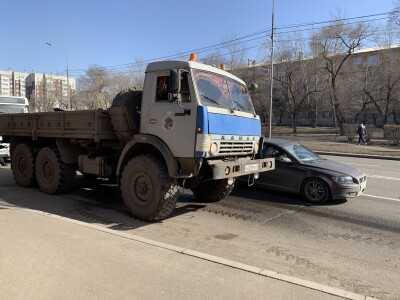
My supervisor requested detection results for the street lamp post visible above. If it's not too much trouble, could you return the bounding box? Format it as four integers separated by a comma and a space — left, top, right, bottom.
46, 42, 71, 110
268, 0, 275, 139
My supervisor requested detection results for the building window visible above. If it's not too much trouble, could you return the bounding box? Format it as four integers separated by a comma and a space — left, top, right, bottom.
354, 57, 361, 65
323, 99, 331, 105
322, 111, 332, 118
367, 54, 380, 66
386, 52, 395, 61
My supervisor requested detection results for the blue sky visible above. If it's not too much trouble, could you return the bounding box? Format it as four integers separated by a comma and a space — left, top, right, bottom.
1, 0, 396, 78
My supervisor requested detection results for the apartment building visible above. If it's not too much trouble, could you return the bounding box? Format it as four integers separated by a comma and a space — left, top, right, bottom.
246, 45, 400, 127
0, 70, 75, 111
0, 70, 28, 97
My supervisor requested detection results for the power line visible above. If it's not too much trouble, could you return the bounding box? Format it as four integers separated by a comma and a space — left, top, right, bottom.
66, 10, 398, 77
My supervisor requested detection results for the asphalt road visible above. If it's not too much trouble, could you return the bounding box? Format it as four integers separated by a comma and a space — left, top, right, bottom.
0, 155, 399, 299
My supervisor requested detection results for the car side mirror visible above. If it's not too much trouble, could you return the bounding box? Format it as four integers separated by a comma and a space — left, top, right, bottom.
280, 156, 292, 164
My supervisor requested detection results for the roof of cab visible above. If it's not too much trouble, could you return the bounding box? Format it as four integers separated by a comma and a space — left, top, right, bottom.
146, 60, 246, 85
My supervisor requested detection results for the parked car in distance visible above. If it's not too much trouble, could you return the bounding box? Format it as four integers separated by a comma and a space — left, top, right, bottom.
240, 139, 367, 203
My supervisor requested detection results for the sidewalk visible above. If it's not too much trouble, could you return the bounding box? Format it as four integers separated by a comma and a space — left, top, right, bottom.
274, 134, 400, 160
0, 204, 368, 300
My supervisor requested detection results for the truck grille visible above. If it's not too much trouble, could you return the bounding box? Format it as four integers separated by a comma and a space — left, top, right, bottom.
219, 141, 253, 155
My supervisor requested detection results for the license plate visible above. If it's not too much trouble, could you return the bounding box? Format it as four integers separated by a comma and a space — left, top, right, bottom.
245, 164, 259, 172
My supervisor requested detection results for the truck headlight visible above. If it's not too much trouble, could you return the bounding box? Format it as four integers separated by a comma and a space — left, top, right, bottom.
254, 142, 259, 153
332, 176, 353, 184
210, 142, 218, 155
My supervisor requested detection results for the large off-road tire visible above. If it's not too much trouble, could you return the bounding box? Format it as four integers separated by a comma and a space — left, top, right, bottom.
11, 143, 36, 187
120, 154, 179, 221
111, 90, 142, 133
35, 147, 75, 194
192, 179, 235, 203
301, 178, 330, 204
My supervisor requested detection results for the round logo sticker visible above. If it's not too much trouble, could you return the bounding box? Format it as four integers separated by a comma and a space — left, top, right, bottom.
162, 114, 175, 132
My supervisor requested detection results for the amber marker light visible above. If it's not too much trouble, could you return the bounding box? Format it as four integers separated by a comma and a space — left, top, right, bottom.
219, 64, 225, 70
196, 127, 202, 133
189, 53, 197, 61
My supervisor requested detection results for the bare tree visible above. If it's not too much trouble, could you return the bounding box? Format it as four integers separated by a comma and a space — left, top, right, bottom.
76, 66, 111, 109
390, 0, 400, 26
273, 34, 318, 133
311, 16, 370, 134
222, 34, 247, 73
359, 48, 400, 126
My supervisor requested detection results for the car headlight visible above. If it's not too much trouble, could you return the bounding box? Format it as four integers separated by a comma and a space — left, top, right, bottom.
332, 176, 353, 184
210, 142, 218, 155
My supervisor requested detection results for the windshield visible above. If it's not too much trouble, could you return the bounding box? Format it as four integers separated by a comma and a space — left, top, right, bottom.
0, 104, 29, 113
193, 70, 255, 114
282, 144, 321, 163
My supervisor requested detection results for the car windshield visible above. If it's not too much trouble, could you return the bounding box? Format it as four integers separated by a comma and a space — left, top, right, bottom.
193, 69, 255, 114
282, 144, 321, 163
0, 104, 28, 113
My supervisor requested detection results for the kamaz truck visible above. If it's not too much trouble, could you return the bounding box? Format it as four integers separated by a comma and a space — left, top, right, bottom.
0, 55, 275, 221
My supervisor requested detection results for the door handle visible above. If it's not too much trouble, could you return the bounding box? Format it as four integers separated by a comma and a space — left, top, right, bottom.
149, 119, 157, 124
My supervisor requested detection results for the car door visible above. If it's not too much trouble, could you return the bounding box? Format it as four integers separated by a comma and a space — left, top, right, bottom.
258, 144, 305, 192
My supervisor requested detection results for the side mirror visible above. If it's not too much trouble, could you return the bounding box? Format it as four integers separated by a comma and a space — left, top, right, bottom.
280, 156, 292, 164
169, 69, 180, 93
249, 83, 258, 91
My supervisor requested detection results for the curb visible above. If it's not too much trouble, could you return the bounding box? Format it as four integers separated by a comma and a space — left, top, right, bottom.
315, 151, 400, 161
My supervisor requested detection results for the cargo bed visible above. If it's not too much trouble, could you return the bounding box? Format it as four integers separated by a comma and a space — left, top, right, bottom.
0, 110, 118, 142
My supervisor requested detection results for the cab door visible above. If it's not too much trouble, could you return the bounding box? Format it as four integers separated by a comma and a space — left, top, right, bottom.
142, 71, 197, 158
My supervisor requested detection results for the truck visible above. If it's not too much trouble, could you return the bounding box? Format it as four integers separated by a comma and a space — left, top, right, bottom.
0, 55, 275, 221
0, 96, 30, 160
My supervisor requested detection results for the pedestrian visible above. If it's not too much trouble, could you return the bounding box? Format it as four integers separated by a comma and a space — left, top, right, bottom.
356, 123, 367, 145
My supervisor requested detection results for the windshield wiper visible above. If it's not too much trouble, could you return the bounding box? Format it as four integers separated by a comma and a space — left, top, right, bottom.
231, 99, 246, 111
201, 94, 220, 106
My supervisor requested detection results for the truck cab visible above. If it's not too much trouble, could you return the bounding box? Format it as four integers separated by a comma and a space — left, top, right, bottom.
136, 57, 272, 184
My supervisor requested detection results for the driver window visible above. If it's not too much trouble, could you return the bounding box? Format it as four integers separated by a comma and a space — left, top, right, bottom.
156, 76, 170, 101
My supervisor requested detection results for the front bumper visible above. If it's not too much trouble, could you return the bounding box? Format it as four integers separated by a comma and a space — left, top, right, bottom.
331, 180, 367, 199
207, 158, 275, 180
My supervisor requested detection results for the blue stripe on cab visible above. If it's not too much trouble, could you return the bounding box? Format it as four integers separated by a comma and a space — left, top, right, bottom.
208, 113, 261, 135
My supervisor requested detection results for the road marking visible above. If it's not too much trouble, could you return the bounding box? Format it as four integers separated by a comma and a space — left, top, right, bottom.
0, 202, 371, 300
367, 174, 400, 181
363, 194, 400, 202
346, 162, 382, 168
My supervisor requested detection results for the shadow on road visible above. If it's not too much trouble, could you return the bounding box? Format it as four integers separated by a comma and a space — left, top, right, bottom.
232, 183, 347, 207
0, 168, 206, 231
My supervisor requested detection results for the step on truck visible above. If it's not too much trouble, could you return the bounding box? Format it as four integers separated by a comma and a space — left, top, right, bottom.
0, 55, 275, 221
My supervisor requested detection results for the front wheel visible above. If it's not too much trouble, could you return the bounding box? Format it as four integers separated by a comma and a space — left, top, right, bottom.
192, 179, 235, 203
301, 178, 330, 204
120, 154, 179, 221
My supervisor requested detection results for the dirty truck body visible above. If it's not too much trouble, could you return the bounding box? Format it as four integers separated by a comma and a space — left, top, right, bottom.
0, 59, 274, 221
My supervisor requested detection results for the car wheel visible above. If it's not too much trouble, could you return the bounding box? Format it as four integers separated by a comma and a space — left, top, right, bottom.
301, 178, 330, 204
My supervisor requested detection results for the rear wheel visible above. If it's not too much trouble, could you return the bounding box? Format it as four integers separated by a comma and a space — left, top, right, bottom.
11, 143, 36, 187
192, 179, 235, 203
35, 147, 75, 194
301, 178, 330, 204
120, 154, 179, 221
